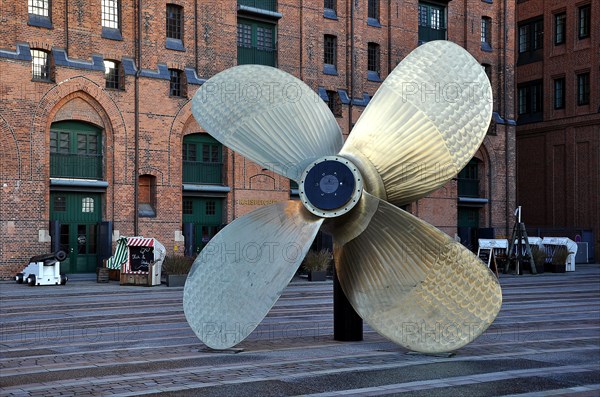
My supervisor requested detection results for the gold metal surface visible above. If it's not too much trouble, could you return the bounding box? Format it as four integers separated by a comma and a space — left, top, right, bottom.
334, 193, 502, 353
183, 201, 323, 350
191, 65, 344, 182
340, 40, 493, 206
184, 41, 501, 353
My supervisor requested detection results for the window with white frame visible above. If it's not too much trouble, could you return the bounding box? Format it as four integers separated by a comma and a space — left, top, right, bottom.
101, 0, 119, 29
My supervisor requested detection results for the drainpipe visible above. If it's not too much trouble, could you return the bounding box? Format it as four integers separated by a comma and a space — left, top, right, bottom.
387, 0, 391, 74
134, 0, 142, 235
194, 0, 198, 71
299, 0, 303, 80
463, 0, 468, 49
64, 0, 69, 53
348, 0, 355, 136
503, 0, 510, 237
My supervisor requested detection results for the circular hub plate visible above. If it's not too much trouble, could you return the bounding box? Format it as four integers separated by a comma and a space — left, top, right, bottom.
299, 156, 363, 218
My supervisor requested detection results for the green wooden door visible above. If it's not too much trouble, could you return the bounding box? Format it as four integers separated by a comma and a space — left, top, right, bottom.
182, 198, 223, 254
50, 192, 102, 273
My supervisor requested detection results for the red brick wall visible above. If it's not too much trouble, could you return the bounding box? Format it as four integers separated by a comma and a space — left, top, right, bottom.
516, 0, 600, 256
0, 0, 516, 278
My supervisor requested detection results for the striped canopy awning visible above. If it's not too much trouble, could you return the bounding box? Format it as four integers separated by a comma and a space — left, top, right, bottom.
126, 237, 155, 247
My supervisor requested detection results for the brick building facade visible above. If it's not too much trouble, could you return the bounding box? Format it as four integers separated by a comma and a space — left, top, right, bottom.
515, 0, 599, 261
0, 0, 515, 278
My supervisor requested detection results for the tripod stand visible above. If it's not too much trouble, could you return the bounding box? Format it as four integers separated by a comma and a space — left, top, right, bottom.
506, 207, 536, 275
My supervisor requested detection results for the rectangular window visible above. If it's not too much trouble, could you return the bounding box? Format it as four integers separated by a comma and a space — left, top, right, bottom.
104, 60, 120, 89
169, 69, 185, 97
206, 201, 216, 216
517, 80, 543, 121
50, 131, 69, 154
481, 17, 492, 49
531, 82, 542, 113
368, 0, 379, 20
554, 77, 565, 109
183, 200, 193, 215
31, 49, 50, 81
554, 13, 566, 45
166, 4, 183, 40
101, 0, 119, 29
82, 197, 95, 213
324, 0, 336, 13
75, 132, 98, 155
200, 144, 221, 163
183, 143, 197, 162
256, 26, 273, 50
211, 145, 219, 162
237, 23, 252, 48
53, 195, 66, 212
518, 86, 529, 115
29, 0, 50, 16
577, 73, 590, 105
518, 25, 528, 53
367, 42, 380, 79
532, 19, 543, 50
518, 17, 544, 65
324, 35, 337, 67
518, 18, 543, 53
418, 2, 446, 43
578, 5, 591, 39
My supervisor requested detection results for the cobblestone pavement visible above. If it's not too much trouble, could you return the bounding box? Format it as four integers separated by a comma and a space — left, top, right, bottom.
1, 265, 599, 396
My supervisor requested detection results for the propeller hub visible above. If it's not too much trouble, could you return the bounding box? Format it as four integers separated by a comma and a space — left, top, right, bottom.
299, 156, 363, 218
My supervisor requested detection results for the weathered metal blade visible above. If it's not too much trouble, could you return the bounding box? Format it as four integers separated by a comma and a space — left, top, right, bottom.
340, 40, 493, 205
183, 201, 324, 350
333, 192, 502, 353
191, 65, 344, 181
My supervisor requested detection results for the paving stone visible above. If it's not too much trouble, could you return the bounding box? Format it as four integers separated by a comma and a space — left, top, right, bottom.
1, 267, 599, 396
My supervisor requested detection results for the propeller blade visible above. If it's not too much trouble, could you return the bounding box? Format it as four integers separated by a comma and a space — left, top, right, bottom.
333, 192, 502, 353
183, 201, 323, 350
340, 40, 493, 206
191, 65, 344, 181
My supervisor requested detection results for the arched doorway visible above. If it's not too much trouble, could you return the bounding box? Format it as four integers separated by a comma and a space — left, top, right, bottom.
49, 120, 104, 273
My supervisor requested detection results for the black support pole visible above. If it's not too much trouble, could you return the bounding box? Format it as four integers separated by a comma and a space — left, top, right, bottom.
333, 267, 363, 341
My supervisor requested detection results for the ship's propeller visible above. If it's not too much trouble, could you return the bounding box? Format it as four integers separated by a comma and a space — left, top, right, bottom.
185, 40, 501, 352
